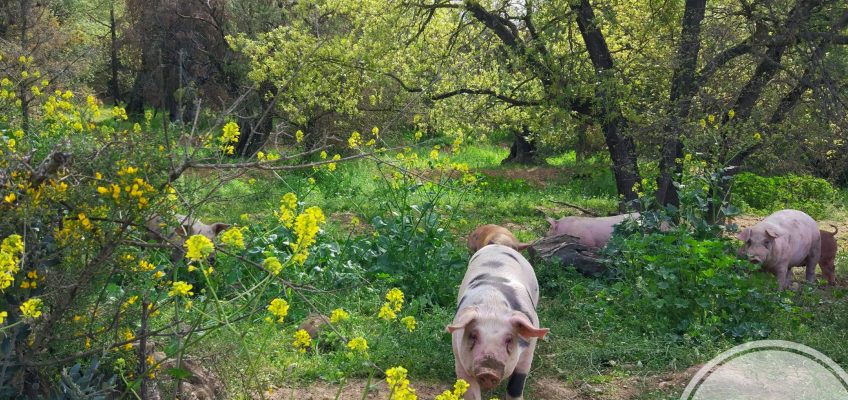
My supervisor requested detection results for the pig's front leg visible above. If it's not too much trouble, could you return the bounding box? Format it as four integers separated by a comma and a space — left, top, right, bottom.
505, 341, 536, 400
456, 361, 482, 400
775, 263, 791, 290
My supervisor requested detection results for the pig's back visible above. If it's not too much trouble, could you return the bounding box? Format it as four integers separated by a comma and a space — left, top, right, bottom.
764, 209, 819, 264
462, 245, 539, 304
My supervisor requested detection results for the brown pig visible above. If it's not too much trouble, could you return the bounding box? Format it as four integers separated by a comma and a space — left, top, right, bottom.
544, 213, 639, 248
737, 209, 821, 290
467, 225, 531, 255
448, 244, 549, 400
819, 226, 838, 285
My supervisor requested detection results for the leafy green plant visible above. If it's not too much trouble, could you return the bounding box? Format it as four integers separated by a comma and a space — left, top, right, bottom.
600, 230, 782, 339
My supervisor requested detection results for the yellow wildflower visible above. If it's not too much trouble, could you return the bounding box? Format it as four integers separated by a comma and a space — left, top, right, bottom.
277, 192, 298, 227
434, 379, 470, 400
267, 298, 289, 323
386, 366, 417, 400
184, 235, 214, 261
292, 329, 312, 353
123, 329, 134, 350
263, 256, 283, 275
0, 311, 7, 324
728, 109, 735, 119
401, 316, 417, 332
4, 193, 15, 203
168, 281, 194, 297
295, 130, 304, 143
347, 337, 368, 353
386, 288, 404, 312
20, 298, 43, 319
348, 131, 361, 148
329, 308, 350, 323
220, 122, 240, 145
753, 132, 762, 141
378, 303, 397, 321
220, 227, 245, 250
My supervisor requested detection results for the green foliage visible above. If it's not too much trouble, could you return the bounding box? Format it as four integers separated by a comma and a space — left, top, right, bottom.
733, 172, 839, 219
599, 229, 783, 340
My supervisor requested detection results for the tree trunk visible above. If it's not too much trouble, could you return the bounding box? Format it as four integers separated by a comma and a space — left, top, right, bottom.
501, 126, 537, 165
656, 0, 707, 209
109, 1, 121, 103
572, 0, 641, 209
234, 82, 276, 158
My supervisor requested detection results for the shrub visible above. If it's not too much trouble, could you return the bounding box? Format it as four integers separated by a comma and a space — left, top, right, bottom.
733, 172, 838, 219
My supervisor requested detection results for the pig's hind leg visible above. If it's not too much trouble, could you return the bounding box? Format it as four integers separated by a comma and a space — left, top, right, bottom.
805, 235, 822, 283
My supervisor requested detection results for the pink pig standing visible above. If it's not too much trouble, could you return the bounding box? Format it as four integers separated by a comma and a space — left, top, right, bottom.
737, 209, 821, 290
545, 213, 639, 248
448, 244, 549, 400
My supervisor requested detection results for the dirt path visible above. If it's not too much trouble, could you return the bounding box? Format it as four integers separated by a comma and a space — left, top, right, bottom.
265, 366, 700, 400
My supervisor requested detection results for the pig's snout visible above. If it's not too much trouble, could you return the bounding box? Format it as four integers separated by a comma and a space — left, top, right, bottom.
748, 257, 762, 264
474, 357, 505, 390
476, 371, 501, 390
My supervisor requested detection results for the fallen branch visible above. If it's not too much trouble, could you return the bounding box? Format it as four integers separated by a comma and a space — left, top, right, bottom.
548, 199, 600, 217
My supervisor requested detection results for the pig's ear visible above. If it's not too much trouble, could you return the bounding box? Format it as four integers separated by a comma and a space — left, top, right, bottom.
737, 228, 751, 241
509, 314, 549, 339
765, 226, 783, 239
446, 307, 477, 333
211, 223, 231, 236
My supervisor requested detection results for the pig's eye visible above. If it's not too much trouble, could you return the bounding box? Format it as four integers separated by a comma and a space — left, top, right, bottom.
505, 336, 513, 346
746, 239, 752, 245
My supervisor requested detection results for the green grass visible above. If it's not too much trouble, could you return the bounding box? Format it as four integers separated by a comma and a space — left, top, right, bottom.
176, 142, 848, 398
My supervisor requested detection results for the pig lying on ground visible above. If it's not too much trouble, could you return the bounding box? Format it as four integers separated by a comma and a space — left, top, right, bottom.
467, 225, 531, 254
449, 244, 549, 400
820, 226, 838, 285
545, 213, 639, 248
737, 209, 821, 290
145, 214, 230, 260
